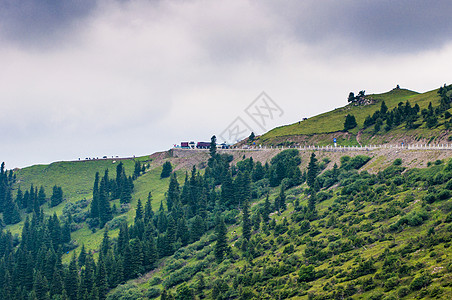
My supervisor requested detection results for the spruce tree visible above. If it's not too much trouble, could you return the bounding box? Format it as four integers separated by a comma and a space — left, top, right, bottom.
133, 160, 142, 179
78, 244, 87, 267
116, 223, 130, 256
221, 170, 234, 208
65, 253, 79, 300
100, 229, 110, 258
189, 215, 205, 242
210, 135, 217, 158
144, 194, 154, 224
135, 199, 143, 223
50, 185, 63, 207
214, 216, 228, 263
166, 173, 180, 212
98, 174, 112, 227
33, 271, 49, 300
166, 216, 177, 254
241, 199, 251, 248
380, 100, 388, 116
278, 185, 286, 212
130, 238, 144, 278
344, 114, 357, 131
38, 186, 46, 205
176, 217, 189, 246
95, 258, 108, 300
16, 187, 24, 209
3, 189, 20, 225
91, 172, 100, 219
262, 194, 271, 224
307, 153, 319, 189
160, 161, 173, 179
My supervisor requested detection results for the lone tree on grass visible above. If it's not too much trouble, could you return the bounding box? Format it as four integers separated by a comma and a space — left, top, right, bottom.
344, 114, 357, 131
160, 161, 173, 178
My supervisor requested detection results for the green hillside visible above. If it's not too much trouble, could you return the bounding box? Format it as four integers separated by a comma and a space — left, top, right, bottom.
105, 150, 452, 300
6, 156, 174, 258
258, 87, 449, 146
1, 85, 452, 300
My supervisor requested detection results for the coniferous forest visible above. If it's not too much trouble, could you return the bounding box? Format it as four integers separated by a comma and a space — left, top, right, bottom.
2, 137, 452, 299
2, 87, 452, 299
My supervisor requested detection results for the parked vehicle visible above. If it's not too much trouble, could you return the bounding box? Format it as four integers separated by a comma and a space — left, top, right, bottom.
196, 142, 210, 149
179, 141, 230, 149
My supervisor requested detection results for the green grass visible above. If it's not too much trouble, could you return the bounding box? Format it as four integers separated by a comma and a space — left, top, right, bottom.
260, 88, 442, 145
6, 155, 175, 255
120, 158, 452, 299
14, 159, 139, 202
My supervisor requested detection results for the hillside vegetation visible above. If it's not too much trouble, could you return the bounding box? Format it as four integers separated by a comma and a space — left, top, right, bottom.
101, 150, 452, 300
258, 86, 451, 147
1, 85, 452, 300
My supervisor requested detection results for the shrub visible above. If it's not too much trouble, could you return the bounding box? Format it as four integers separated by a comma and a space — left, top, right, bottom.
446, 179, 452, 190
340, 155, 371, 170
107, 284, 143, 300
105, 216, 127, 230
148, 276, 162, 286
424, 193, 436, 204
410, 273, 431, 291
146, 287, 161, 299
398, 286, 410, 297
438, 189, 451, 200
298, 265, 316, 282
393, 158, 402, 166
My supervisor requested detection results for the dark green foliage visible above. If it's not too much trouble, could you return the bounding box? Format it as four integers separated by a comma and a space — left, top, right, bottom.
344, 114, 357, 131
275, 185, 286, 212
307, 153, 319, 189
3, 189, 20, 225
135, 198, 143, 223
133, 160, 142, 179
268, 149, 301, 187
3, 135, 452, 300
214, 217, 229, 263
340, 155, 371, 171
99, 171, 112, 227
298, 265, 316, 282
166, 173, 180, 212
241, 200, 252, 248
161, 161, 173, 179
90, 172, 100, 219
50, 185, 64, 207
262, 194, 271, 224
409, 273, 431, 291
348, 92, 355, 103
210, 135, 217, 158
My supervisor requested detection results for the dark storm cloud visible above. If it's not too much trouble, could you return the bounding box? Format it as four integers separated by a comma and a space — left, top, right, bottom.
0, 0, 97, 46
273, 0, 452, 54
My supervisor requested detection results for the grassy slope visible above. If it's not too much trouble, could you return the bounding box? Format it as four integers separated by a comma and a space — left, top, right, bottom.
260, 88, 442, 144
7, 156, 175, 261
124, 158, 452, 300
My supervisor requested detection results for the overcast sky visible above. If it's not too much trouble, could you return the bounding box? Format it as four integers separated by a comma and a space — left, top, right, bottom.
1, 0, 452, 168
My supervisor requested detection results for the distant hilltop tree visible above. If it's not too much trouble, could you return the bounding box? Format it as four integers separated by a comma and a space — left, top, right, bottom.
348, 90, 373, 106
348, 92, 355, 103
249, 132, 255, 141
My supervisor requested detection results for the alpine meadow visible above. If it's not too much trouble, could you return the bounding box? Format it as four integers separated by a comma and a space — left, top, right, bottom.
1, 85, 452, 299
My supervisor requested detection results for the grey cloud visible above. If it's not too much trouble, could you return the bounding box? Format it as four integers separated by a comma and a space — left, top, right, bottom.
0, 0, 97, 46
268, 0, 452, 54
